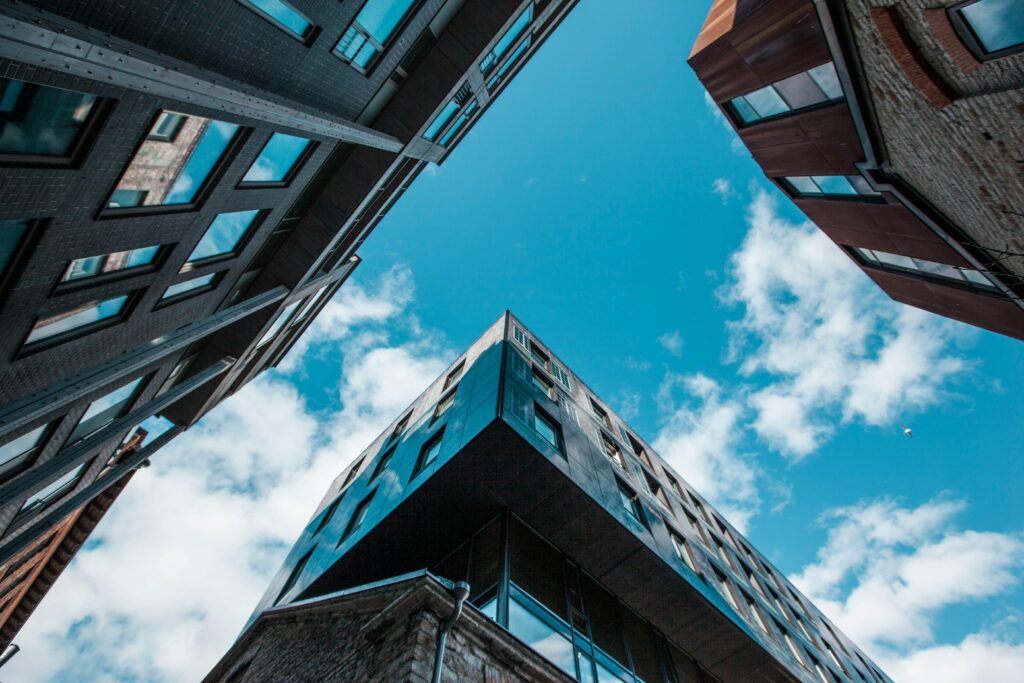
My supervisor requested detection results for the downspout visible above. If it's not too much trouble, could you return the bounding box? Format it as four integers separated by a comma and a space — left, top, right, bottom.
0, 644, 20, 669
431, 581, 470, 683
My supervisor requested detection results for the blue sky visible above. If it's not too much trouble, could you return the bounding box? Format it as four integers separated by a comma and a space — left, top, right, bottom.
7, 2, 1024, 681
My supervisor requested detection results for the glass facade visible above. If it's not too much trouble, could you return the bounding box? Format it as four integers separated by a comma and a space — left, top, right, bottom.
186, 210, 262, 264
853, 247, 1000, 293
782, 175, 879, 199
333, 0, 417, 71
0, 79, 99, 161
62, 245, 162, 282
25, 294, 131, 346
728, 63, 843, 125
238, 0, 315, 41
106, 113, 241, 209
240, 133, 313, 184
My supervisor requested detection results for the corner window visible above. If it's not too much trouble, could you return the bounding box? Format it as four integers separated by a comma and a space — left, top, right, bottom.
0, 423, 50, 478
340, 488, 376, 542
781, 175, 880, 200
480, 5, 533, 75
68, 377, 144, 444
61, 245, 164, 284
237, 0, 316, 42
414, 428, 444, 476
617, 479, 646, 526
951, 0, 1024, 59
0, 79, 104, 165
184, 209, 263, 266
533, 406, 563, 453
726, 62, 843, 126
852, 246, 1001, 293
24, 292, 135, 349
333, 0, 418, 73
159, 272, 220, 303
240, 133, 314, 186
105, 112, 243, 212
20, 463, 85, 516
507, 591, 576, 678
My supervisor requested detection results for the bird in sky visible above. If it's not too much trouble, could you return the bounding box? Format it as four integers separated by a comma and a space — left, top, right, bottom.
900, 425, 913, 438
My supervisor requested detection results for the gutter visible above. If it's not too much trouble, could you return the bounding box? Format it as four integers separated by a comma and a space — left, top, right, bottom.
431, 581, 470, 683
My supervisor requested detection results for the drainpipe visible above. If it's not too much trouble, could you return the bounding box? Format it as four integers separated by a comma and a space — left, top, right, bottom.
431, 581, 470, 683
0, 644, 19, 669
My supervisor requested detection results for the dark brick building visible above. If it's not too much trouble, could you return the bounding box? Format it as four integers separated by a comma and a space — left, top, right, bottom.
207, 313, 892, 683
0, 0, 578, 649
690, 0, 1024, 341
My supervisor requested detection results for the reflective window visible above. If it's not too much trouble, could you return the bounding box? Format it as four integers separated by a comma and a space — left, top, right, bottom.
438, 101, 477, 147
670, 530, 699, 575
69, 377, 143, 444
508, 593, 576, 678
370, 444, 396, 480
728, 62, 843, 125
531, 367, 554, 397
160, 272, 218, 301
616, 479, 645, 526
534, 407, 562, 452
276, 547, 313, 604
1, 220, 30, 281
238, 0, 315, 41
106, 113, 242, 209
601, 434, 625, 469
853, 247, 1000, 293
0, 79, 100, 162
415, 429, 444, 475
25, 294, 131, 346
258, 300, 301, 346
425, 99, 461, 141
341, 489, 375, 541
313, 496, 342, 534
333, 0, 417, 71
0, 423, 49, 476
955, 0, 1024, 55
444, 360, 465, 390
432, 389, 456, 422
20, 463, 85, 514
782, 175, 879, 199
240, 133, 313, 185
480, 5, 533, 74
487, 36, 532, 91
294, 286, 330, 323
714, 569, 740, 612
186, 210, 262, 264
62, 245, 162, 283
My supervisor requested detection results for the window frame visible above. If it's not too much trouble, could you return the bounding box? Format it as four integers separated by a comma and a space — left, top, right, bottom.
847, 245, 1006, 298
533, 404, 564, 455
616, 478, 647, 528
777, 175, 884, 203
155, 271, 225, 308
0, 422, 54, 481
339, 488, 377, 543
99, 110, 249, 218
332, 0, 425, 75
236, 0, 319, 44
19, 289, 142, 356
237, 134, 318, 189
182, 209, 267, 269
0, 218, 45, 306
413, 427, 445, 478
0, 80, 111, 168
53, 244, 169, 294
948, 0, 1024, 61
723, 62, 844, 129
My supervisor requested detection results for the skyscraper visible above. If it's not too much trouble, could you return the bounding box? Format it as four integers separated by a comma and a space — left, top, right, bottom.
690, 0, 1024, 340
0, 0, 579, 648
207, 313, 891, 683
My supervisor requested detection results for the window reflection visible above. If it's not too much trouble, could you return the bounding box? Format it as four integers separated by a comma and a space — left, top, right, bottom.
957, 0, 1024, 54
26, 294, 131, 346
508, 594, 576, 677
0, 79, 100, 162
241, 133, 313, 184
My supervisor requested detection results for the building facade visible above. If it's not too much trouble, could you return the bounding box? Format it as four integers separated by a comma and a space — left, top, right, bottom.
690, 0, 1024, 340
208, 313, 892, 683
0, 0, 578, 648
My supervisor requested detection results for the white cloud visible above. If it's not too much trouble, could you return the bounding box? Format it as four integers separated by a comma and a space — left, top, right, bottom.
652, 373, 759, 531
711, 177, 737, 205
792, 496, 1024, 682
5, 266, 452, 683
725, 192, 971, 460
657, 330, 684, 358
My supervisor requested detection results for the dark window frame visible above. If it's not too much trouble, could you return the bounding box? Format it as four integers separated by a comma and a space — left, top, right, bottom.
948, 0, 1024, 61
615, 477, 647, 528
182, 210, 268, 270
339, 488, 376, 543
0, 421, 56, 482
17, 288, 144, 357
845, 245, 1007, 299
52, 244, 171, 295
0, 218, 45, 308
413, 427, 445, 478
0, 82, 112, 168
98, 111, 250, 219
776, 176, 886, 205
154, 270, 226, 309
62, 373, 149, 449
313, 495, 343, 534
331, 0, 426, 76
236, 137, 319, 189
235, 0, 320, 44
533, 404, 564, 455
724, 95, 843, 130
370, 443, 397, 481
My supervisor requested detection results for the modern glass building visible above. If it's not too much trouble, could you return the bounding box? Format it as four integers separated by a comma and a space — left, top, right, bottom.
219, 313, 892, 683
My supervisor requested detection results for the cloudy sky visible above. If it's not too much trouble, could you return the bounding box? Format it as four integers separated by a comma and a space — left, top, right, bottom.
7, 2, 1024, 681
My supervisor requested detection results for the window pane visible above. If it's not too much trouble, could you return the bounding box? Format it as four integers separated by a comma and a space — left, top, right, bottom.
69, 377, 143, 443
63, 245, 161, 282
961, 268, 997, 288
808, 62, 843, 99
107, 115, 240, 208
240, 0, 313, 39
785, 176, 819, 195
812, 175, 857, 195
730, 95, 759, 124
872, 251, 917, 270
481, 6, 533, 73
425, 99, 460, 141
188, 210, 261, 263
508, 597, 575, 677
438, 113, 469, 146
357, 0, 417, 45
0, 220, 29, 277
162, 273, 216, 300
743, 85, 790, 119
534, 410, 560, 450
26, 295, 129, 345
847, 175, 876, 196
959, 0, 1024, 53
21, 463, 85, 512
0, 424, 47, 470
241, 133, 313, 183
258, 300, 301, 345
422, 434, 443, 468
773, 71, 827, 110
0, 79, 98, 158
912, 258, 963, 280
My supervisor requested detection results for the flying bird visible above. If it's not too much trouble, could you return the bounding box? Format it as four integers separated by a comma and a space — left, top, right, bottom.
900, 425, 913, 438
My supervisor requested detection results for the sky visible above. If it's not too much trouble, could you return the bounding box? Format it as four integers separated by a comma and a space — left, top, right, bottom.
7, 2, 1024, 681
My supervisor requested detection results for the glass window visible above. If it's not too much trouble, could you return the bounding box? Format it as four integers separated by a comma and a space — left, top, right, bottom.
186, 209, 262, 264
341, 489, 375, 541
670, 530, 699, 575
433, 388, 457, 421
237, 0, 315, 41
0, 79, 100, 162
956, 0, 1024, 55
160, 272, 218, 301
1, 220, 30, 282
240, 133, 313, 184
727, 62, 843, 125
487, 37, 532, 91
276, 547, 313, 604
333, 0, 417, 71
533, 407, 562, 452
294, 286, 330, 323
601, 435, 625, 469
370, 444, 396, 480
507, 594, 576, 678
531, 368, 554, 396
617, 480, 645, 526
425, 99, 461, 141
258, 300, 301, 346
0, 423, 49, 476
68, 377, 143, 443
480, 5, 534, 74
437, 101, 477, 146
853, 247, 1000, 293
415, 429, 444, 475
313, 496, 342, 534
782, 175, 880, 199
444, 360, 465, 390
714, 570, 740, 611
62, 245, 162, 283
25, 294, 131, 347
106, 113, 241, 210
20, 463, 85, 514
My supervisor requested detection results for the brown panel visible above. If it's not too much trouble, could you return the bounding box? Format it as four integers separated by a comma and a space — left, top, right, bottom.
742, 104, 863, 175
689, 39, 764, 103
730, 0, 829, 85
